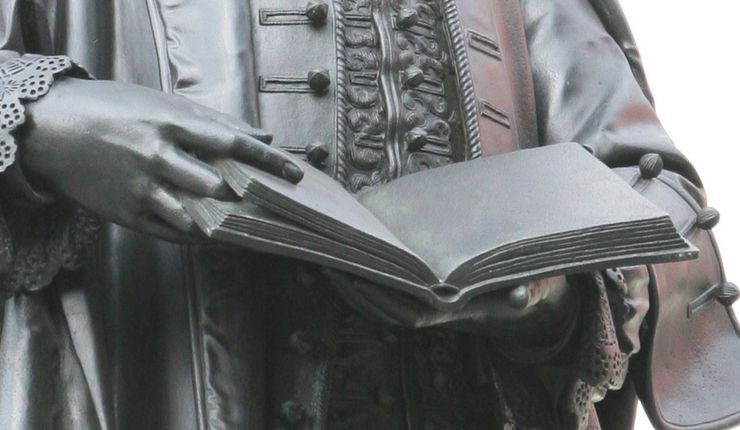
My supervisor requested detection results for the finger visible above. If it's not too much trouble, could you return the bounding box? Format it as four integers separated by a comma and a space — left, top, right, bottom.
168, 118, 235, 155
321, 268, 437, 327
213, 113, 273, 144
190, 104, 273, 144
232, 136, 304, 183
509, 275, 569, 310
169, 117, 303, 183
136, 214, 206, 244
143, 186, 198, 233
158, 149, 231, 199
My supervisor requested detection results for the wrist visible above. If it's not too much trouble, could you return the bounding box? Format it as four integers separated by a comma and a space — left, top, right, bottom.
0, 55, 92, 204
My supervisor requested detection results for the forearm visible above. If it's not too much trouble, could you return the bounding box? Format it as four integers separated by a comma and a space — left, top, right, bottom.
521, 0, 701, 184
0, 53, 100, 297
0, 54, 95, 205
521, 0, 729, 291
522, 1, 740, 425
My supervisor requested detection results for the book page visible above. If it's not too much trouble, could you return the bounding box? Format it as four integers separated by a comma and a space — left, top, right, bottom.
357, 143, 678, 280
225, 158, 436, 281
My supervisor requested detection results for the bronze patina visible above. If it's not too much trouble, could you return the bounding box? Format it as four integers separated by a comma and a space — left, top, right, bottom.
0, 1, 737, 429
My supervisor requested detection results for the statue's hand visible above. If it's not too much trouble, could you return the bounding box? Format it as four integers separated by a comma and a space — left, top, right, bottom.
322, 268, 576, 339
19, 77, 303, 241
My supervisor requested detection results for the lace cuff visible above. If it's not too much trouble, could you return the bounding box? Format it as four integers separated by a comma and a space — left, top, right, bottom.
0, 54, 78, 172
0, 54, 100, 298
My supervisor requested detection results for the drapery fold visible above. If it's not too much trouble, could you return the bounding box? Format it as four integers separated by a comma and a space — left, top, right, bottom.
0, 0, 735, 428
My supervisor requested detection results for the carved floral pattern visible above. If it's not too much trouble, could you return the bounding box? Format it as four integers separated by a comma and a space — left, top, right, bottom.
335, 0, 388, 192
391, 0, 463, 175
335, 0, 466, 192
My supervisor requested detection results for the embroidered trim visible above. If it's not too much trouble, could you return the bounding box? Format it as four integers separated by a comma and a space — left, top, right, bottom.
562, 273, 630, 429
441, 0, 482, 159
334, 0, 387, 192
333, 0, 468, 192
0, 54, 100, 297
1, 207, 101, 297
0, 55, 75, 172
391, 0, 462, 175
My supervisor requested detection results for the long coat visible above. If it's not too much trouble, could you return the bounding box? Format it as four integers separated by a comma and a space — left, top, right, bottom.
0, 0, 738, 429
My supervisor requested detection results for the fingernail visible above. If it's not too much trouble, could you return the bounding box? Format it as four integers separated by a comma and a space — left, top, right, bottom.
282, 162, 304, 183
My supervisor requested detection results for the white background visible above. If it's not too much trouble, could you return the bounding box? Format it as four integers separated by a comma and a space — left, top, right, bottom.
618, 1, 739, 429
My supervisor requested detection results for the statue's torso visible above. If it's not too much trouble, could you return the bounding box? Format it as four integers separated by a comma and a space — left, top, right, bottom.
89, 1, 540, 428
11, 1, 739, 429
244, 4, 539, 424
249, 0, 537, 193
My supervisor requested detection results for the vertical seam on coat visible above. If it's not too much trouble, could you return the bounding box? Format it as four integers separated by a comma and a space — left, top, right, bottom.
144, 0, 173, 93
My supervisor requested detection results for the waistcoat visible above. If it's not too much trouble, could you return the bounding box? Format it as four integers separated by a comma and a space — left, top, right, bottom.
246, 1, 539, 428
248, 0, 538, 191
19, 1, 541, 428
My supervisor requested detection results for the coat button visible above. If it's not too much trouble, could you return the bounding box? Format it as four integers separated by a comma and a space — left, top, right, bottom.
639, 153, 663, 179
308, 69, 331, 92
715, 282, 740, 307
402, 65, 425, 88
306, 141, 330, 165
696, 207, 721, 230
406, 127, 428, 151
397, 8, 419, 29
306, 0, 328, 24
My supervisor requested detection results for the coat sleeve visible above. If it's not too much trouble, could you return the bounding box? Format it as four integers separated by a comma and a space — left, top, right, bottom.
0, 0, 63, 205
521, 1, 740, 428
0, 0, 94, 206
0, 0, 50, 276
0, 0, 99, 298
521, 0, 701, 185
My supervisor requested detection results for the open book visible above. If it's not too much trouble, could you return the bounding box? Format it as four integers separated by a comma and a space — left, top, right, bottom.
184, 143, 697, 310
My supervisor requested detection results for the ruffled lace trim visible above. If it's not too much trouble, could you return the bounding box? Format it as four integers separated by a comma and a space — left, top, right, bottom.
0, 54, 100, 297
3, 208, 101, 296
0, 55, 75, 172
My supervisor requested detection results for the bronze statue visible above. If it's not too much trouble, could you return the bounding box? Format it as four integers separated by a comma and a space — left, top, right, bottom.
0, 0, 738, 429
